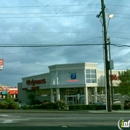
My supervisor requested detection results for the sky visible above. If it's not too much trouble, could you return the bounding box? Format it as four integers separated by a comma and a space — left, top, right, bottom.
0, 0, 130, 86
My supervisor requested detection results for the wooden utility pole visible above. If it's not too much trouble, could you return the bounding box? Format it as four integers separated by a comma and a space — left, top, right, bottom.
96, 0, 112, 112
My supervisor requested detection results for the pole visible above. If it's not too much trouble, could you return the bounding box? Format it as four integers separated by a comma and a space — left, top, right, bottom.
101, 0, 112, 112
108, 38, 114, 105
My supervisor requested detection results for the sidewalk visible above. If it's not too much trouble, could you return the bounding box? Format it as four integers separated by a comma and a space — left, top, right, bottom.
0, 109, 129, 113
88, 110, 130, 113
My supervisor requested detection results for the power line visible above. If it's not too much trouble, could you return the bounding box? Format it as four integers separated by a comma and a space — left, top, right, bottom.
0, 43, 129, 56
0, 32, 101, 34
0, 14, 97, 18
0, 11, 99, 15
107, 4, 130, 8
0, 43, 103, 47
0, 4, 101, 8
0, 43, 129, 47
111, 36, 130, 40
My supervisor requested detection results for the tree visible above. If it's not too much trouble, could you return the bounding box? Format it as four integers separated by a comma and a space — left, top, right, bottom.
118, 69, 130, 96
5, 93, 14, 103
28, 94, 35, 105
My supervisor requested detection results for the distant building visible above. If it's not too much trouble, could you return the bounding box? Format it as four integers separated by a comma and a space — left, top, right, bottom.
18, 62, 124, 105
0, 85, 18, 99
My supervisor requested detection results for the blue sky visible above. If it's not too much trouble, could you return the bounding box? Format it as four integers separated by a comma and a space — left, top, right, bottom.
0, 0, 130, 86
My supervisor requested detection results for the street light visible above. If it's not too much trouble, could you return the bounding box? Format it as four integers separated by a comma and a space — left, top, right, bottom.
107, 14, 114, 31
109, 14, 114, 19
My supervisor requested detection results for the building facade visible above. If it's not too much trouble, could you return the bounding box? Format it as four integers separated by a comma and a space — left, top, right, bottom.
0, 85, 18, 99
18, 62, 122, 105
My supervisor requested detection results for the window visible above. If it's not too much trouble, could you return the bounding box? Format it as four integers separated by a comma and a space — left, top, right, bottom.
86, 69, 97, 83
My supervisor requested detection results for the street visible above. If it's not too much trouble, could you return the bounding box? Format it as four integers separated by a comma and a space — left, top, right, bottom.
0, 112, 129, 130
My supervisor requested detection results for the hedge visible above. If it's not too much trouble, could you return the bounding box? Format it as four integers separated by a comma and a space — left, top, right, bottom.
23, 100, 67, 110
69, 104, 122, 110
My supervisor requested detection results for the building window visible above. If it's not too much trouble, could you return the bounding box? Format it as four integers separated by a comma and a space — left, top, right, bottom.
51, 71, 56, 85
86, 69, 97, 83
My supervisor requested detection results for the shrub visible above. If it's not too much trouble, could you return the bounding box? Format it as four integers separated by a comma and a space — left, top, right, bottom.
28, 94, 35, 105
112, 104, 122, 110
33, 100, 42, 105
23, 105, 31, 109
69, 104, 106, 110
69, 105, 75, 110
8, 102, 19, 109
40, 102, 58, 109
95, 105, 106, 110
53, 103, 58, 109
0, 101, 8, 109
56, 100, 67, 110
4, 93, 14, 103
31, 104, 41, 109
86, 105, 96, 110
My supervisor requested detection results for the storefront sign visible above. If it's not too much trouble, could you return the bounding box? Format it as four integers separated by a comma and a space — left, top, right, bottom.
67, 79, 79, 82
67, 72, 79, 82
70, 72, 76, 79
2, 91, 8, 95
31, 86, 39, 90
26, 79, 46, 86
9, 90, 18, 94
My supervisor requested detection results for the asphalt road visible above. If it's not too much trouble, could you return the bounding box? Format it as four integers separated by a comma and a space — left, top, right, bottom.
0, 112, 129, 130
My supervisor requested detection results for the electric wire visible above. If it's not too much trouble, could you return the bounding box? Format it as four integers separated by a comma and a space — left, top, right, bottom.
0, 43, 129, 47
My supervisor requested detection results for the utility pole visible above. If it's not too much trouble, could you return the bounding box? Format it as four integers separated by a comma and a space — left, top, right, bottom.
97, 0, 112, 112
101, 0, 112, 112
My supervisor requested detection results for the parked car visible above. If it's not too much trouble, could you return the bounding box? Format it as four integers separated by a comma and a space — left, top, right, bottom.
113, 99, 121, 104
94, 102, 105, 105
124, 100, 130, 109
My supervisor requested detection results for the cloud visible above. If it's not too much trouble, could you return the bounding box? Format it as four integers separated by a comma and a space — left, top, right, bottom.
0, 0, 130, 86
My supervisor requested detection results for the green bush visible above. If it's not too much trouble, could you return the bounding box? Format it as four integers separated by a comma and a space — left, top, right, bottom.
23, 105, 31, 109
69, 105, 75, 110
31, 104, 41, 109
86, 105, 96, 110
56, 100, 67, 110
46, 102, 55, 109
0, 101, 8, 109
28, 94, 35, 105
8, 102, 19, 109
69, 105, 86, 110
95, 105, 106, 110
69, 104, 106, 110
40, 102, 58, 109
69, 104, 122, 110
112, 104, 121, 110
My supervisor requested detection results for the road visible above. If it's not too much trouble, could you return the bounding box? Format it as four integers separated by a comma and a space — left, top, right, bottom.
0, 112, 129, 130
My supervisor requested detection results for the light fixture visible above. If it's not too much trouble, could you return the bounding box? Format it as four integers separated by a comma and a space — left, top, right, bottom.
108, 14, 114, 19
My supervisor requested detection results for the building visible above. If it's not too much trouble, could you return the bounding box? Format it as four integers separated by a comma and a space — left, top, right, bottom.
18, 62, 123, 105
0, 85, 18, 99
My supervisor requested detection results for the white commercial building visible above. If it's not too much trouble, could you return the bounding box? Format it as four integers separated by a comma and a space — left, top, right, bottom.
18, 62, 122, 105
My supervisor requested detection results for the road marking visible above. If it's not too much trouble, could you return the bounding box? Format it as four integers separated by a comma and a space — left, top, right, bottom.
1, 120, 13, 123
0, 114, 21, 117
0, 115, 8, 117
0, 119, 30, 124
62, 125, 69, 127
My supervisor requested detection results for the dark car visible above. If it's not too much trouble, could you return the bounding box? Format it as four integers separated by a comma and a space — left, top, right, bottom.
94, 102, 105, 105
124, 100, 130, 109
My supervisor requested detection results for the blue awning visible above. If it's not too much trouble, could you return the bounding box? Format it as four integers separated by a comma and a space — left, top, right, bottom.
2, 91, 8, 95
